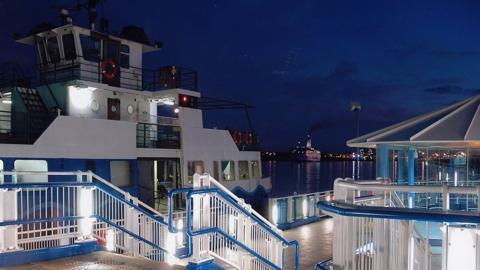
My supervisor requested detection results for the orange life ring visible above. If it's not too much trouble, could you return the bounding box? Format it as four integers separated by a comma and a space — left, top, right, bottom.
101, 59, 118, 80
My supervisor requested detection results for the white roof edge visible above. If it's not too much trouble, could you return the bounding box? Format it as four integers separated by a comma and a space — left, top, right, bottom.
410, 96, 479, 141
464, 103, 480, 140
365, 98, 469, 142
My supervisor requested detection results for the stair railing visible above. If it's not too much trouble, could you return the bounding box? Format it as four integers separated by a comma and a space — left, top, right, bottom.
0, 170, 175, 264
168, 173, 299, 270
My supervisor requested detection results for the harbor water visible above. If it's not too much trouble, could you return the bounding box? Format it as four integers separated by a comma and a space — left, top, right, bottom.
264, 160, 376, 197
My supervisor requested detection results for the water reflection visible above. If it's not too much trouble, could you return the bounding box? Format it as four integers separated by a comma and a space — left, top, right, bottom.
265, 161, 375, 197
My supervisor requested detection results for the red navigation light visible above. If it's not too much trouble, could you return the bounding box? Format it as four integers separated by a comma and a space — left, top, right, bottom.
178, 94, 198, 108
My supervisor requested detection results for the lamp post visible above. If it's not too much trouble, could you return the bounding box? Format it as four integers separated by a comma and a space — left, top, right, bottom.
351, 102, 361, 180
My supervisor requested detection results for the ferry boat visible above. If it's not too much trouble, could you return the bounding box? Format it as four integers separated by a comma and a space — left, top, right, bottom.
291, 134, 321, 162
0, 4, 270, 213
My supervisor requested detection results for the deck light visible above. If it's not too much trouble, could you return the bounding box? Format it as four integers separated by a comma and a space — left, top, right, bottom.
302, 198, 308, 218
272, 203, 278, 224
174, 107, 180, 114
106, 229, 115, 251
69, 85, 96, 109
1, 100, 12, 104
79, 187, 94, 239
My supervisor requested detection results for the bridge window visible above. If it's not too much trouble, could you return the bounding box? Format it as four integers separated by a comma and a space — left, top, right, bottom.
222, 161, 236, 181
120, 44, 130, 68
239, 161, 249, 180
37, 39, 47, 65
14, 160, 48, 183
110, 161, 131, 187
46, 37, 61, 63
213, 161, 219, 180
251, 160, 260, 179
80, 34, 101, 62
188, 161, 204, 181
62, 33, 76, 60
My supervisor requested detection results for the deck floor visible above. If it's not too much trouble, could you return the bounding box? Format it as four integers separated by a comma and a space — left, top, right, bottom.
1, 219, 333, 270
0, 251, 185, 270
284, 217, 334, 270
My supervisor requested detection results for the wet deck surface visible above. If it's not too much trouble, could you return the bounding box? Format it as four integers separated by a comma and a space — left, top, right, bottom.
1, 219, 333, 270
284, 218, 334, 270
1, 251, 185, 270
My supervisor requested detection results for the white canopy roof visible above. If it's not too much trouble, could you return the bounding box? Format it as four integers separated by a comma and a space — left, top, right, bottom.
347, 95, 480, 148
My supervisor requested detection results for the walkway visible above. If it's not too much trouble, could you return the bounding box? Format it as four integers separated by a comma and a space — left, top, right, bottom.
284, 218, 334, 270
1, 251, 185, 270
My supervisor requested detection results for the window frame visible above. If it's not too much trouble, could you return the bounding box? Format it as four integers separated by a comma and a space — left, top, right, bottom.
46, 36, 61, 64
79, 34, 101, 62
238, 160, 250, 180
221, 160, 236, 181
120, 44, 130, 68
62, 33, 77, 61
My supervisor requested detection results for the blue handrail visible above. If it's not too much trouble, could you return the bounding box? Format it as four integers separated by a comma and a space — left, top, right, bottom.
318, 201, 480, 224
168, 187, 300, 270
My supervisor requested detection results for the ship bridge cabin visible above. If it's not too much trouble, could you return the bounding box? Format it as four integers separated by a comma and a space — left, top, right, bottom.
0, 20, 267, 214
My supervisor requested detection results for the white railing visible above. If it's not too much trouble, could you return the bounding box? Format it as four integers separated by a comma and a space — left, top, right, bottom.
185, 173, 298, 270
0, 171, 176, 264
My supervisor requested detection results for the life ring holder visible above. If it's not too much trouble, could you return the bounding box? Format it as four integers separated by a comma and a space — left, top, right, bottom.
101, 59, 118, 80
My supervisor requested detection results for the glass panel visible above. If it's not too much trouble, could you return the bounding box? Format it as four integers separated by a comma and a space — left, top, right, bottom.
80, 34, 100, 62
213, 161, 219, 180
37, 40, 47, 64
110, 161, 131, 187
14, 160, 48, 183
251, 160, 260, 178
46, 37, 60, 63
120, 44, 129, 68
188, 161, 204, 181
239, 160, 249, 180
62, 33, 76, 60
106, 41, 119, 60
221, 161, 235, 181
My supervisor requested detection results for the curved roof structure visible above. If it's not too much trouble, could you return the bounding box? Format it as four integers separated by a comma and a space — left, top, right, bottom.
347, 95, 480, 148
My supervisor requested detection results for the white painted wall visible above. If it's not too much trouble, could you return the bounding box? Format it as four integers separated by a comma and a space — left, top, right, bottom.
181, 126, 268, 192
0, 116, 137, 159
66, 83, 153, 122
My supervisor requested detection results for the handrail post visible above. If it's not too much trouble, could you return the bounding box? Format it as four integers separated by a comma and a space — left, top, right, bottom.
76, 170, 83, 183
86, 170, 93, 183
190, 173, 213, 265
442, 183, 449, 210
0, 178, 19, 252
11, 169, 17, 184
0, 170, 3, 184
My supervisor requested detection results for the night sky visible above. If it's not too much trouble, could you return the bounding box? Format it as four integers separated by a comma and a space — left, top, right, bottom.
1, 0, 480, 151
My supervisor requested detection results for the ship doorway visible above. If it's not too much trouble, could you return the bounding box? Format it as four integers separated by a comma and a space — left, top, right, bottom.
107, 98, 120, 120
138, 158, 181, 213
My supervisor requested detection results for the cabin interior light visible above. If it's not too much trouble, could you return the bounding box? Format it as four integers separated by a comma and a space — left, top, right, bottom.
79, 187, 94, 238
272, 203, 278, 224
151, 97, 175, 106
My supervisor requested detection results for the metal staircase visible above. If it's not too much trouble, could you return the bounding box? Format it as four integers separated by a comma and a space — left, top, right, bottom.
0, 171, 299, 270
16, 87, 55, 141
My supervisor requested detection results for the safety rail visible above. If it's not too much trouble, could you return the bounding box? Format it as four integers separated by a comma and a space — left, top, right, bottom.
319, 177, 480, 270
267, 190, 334, 229
0, 171, 176, 265
36, 57, 198, 92
168, 174, 300, 270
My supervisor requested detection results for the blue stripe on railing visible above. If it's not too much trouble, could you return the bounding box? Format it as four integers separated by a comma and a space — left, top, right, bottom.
169, 187, 300, 270
0, 215, 170, 254
318, 201, 480, 224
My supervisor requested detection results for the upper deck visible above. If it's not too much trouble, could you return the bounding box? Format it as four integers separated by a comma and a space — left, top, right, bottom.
15, 24, 198, 92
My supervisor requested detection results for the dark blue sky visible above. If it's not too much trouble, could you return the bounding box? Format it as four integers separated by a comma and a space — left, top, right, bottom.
1, 0, 480, 151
